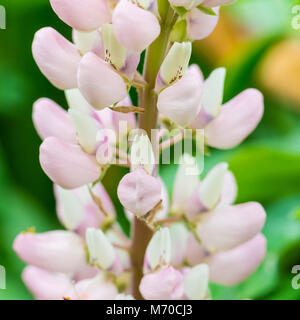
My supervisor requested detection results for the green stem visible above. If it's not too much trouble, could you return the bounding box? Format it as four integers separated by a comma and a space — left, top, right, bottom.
130, 5, 178, 300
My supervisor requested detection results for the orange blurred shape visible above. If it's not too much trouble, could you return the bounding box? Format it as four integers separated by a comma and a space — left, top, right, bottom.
193, 10, 250, 65
258, 39, 300, 108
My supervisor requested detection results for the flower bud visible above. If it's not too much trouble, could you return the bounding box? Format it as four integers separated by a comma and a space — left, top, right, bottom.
186, 162, 228, 221
13, 231, 86, 273
112, 0, 160, 53
78, 52, 128, 110
197, 202, 266, 251
102, 23, 140, 79
140, 265, 184, 300
156, 42, 192, 92
22, 266, 73, 300
69, 109, 101, 154
208, 234, 266, 285
32, 27, 81, 90
145, 228, 171, 271
86, 228, 122, 274
191, 67, 226, 128
157, 64, 203, 127
183, 264, 209, 300
186, 7, 219, 40
65, 274, 118, 300
33, 98, 76, 143
205, 89, 264, 149
117, 166, 162, 216
40, 137, 100, 189
130, 134, 155, 175
50, 0, 111, 31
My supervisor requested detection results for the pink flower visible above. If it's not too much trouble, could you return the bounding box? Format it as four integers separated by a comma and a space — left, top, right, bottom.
191, 68, 264, 149
50, 0, 111, 31
157, 64, 203, 127
208, 234, 267, 285
64, 274, 118, 300
33, 98, 76, 143
32, 27, 81, 89
117, 166, 162, 216
22, 266, 73, 300
78, 52, 128, 110
39, 137, 100, 189
112, 0, 160, 53
186, 7, 219, 40
13, 231, 86, 273
54, 183, 115, 236
140, 265, 184, 300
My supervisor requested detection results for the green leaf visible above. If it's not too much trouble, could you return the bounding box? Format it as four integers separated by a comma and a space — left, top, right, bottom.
170, 19, 187, 43
172, 6, 188, 18
196, 5, 217, 16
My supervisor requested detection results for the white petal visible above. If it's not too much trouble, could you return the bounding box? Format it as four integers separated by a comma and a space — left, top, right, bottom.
65, 88, 92, 114
102, 24, 127, 70
146, 228, 171, 270
202, 67, 226, 117
199, 162, 228, 209
160, 42, 192, 87
73, 29, 101, 55
184, 264, 209, 300
172, 154, 200, 213
85, 228, 115, 270
56, 186, 85, 230
69, 109, 100, 153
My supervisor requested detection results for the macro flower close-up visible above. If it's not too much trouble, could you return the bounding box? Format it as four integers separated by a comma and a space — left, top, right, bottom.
1, 0, 300, 307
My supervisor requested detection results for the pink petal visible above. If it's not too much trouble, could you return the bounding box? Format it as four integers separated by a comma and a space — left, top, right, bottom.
78, 52, 127, 110
117, 166, 162, 216
65, 274, 118, 300
198, 202, 266, 251
209, 234, 266, 285
50, 0, 111, 31
22, 266, 73, 300
54, 183, 115, 236
186, 7, 219, 40
203, 0, 236, 7
33, 98, 76, 143
205, 89, 264, 149
13, 231, 86, 273
112, 0, 160, 53
125, 176, 169, 222
39, 137, 100, 189
32, 27, 81, 90
185, 235, 210, 266
157, 65, 203, 127
140, 266, 184, 300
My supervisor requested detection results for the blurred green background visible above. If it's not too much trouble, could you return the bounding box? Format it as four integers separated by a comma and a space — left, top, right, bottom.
1, 0, 300, 299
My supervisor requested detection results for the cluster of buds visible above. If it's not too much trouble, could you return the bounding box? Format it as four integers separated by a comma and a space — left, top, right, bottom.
13, 0, 267, 300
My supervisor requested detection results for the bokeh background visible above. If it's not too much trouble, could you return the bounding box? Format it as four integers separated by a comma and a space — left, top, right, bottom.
1, 0, 300, 299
